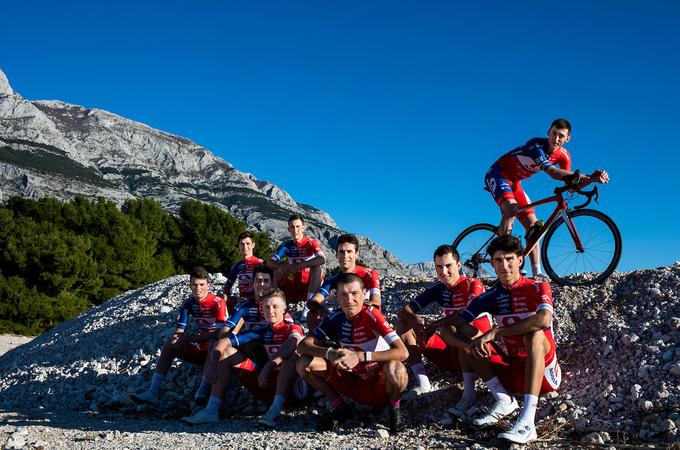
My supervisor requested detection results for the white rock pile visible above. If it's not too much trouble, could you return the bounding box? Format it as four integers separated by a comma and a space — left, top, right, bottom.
0, 264, 678, 448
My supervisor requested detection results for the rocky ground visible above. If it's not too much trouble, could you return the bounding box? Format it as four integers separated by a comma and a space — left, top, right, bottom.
1, 265, 679, 449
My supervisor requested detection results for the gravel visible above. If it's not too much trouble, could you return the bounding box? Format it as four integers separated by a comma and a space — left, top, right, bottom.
1, 264, 679, 449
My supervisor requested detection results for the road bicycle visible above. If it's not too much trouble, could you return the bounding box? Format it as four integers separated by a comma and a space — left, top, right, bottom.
452, 171, 622, 286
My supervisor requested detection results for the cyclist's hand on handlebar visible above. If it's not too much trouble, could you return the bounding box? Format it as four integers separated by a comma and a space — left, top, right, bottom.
590, 169, 609, 184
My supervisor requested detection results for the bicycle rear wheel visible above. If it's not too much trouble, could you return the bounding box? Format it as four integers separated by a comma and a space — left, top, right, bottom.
541, 209, 622, 286
452, 223, 498, 281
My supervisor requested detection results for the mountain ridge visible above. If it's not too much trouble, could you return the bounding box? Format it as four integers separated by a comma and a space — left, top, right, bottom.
0, 68, 407, 276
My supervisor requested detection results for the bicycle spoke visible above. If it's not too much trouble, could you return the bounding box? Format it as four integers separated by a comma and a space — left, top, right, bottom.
542, 210, 621, 286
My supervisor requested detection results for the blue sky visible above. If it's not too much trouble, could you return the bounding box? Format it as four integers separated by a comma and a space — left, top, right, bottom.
1, 1, 678, 271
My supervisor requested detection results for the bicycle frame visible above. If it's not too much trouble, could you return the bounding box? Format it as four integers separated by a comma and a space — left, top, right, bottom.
518, 190, 584, 256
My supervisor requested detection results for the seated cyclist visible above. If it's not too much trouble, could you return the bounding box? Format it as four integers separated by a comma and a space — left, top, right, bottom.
396, 245, 486, 402
182, 289, 305, 426
484, 118, 609, 277
296, 273, 409, 433
130, 267, 226, 408
427, 235, 561, 444
267, 214, 325, 321
222, 231, 264, 315
306, 233, 381, 329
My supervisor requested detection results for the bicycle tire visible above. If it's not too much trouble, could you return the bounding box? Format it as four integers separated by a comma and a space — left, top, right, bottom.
452, 223, 498, 281
541, 209, 622, 286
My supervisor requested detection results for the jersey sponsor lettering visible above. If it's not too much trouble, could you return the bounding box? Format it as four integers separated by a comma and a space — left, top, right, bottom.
225, 256, 264, 298
230, 321, 303, 358
496, 138, 572, 182
460, 276, 556, 358
317, 265, 381, 299
176, 293, 226, 334
408, 276, 484, 316
226, 298, 294, 331
312, 305, 398, 378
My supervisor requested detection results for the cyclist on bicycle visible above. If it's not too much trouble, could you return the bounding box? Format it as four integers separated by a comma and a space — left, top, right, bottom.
484, 118, 609, 277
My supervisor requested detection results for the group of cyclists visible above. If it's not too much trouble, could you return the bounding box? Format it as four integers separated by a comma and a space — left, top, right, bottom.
129, 119, 609, 444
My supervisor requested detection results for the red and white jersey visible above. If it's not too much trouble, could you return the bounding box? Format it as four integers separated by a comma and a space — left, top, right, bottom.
408, 275, 485, 316
461, 276, 555, 358
312, 305, 399, 378
225, 256, 264, 298
176, 293, 227, 334
271, 237, 324, 282
496, 137, 572, 182
317, 265, 381, 299
230, 320, 304, 358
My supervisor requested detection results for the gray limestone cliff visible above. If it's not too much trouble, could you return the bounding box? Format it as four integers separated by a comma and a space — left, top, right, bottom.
0, 68, 407, 276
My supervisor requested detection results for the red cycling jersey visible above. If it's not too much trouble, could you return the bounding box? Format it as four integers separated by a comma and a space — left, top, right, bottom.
461, 276, 556, 359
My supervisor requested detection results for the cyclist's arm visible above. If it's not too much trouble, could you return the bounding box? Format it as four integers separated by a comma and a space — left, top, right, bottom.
481, 309, 551, 344
397, 304, 422, 327
289, 253, 326, 272
366, 291, 381, 308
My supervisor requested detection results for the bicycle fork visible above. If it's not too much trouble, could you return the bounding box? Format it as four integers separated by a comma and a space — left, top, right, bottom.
558, 209, 585, 252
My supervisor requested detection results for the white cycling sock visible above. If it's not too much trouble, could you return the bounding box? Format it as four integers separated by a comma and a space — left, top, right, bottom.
462, 372, 477, 400
485, 376, 512, 404
531, 263, 542, 277
517, 394, 539, 425
149, 372, 165, 396
204, 396, 222, 415
410, 363, 431, 390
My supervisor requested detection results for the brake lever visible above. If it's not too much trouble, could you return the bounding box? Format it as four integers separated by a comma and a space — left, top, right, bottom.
574, 186, 598, 210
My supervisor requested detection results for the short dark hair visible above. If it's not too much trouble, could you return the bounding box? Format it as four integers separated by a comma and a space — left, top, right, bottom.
253, 265, 274, 280
434, 244, 460, 262
550, 118, 572, 133
336, 272, 365, 290
486, 235, 523, 258
288, 214, 304, 225
238, 231, 254, 242
263, 288, 286, 304
336, 233, 359, 251
190, 266, 210, 281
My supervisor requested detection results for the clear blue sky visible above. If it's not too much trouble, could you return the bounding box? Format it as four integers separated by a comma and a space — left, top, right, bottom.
2, 1, 678, 271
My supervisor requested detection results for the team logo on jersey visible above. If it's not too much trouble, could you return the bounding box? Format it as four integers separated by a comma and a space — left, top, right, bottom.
517, 155, 540, 172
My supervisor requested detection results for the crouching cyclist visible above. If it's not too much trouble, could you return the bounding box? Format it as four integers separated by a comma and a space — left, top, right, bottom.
296, 273, 409, 433
427, 235, 561, 444
182, 289, 306, 426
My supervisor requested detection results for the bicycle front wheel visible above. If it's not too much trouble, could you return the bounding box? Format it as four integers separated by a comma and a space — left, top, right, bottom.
453, 223, 498, 281
541, 209, 622, 286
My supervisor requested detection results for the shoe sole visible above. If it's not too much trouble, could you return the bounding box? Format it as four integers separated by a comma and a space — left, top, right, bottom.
498, 431, 537, 444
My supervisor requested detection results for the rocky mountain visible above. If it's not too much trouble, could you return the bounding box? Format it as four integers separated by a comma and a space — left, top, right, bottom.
0, 69, 407, 276
406, 261, 435, 277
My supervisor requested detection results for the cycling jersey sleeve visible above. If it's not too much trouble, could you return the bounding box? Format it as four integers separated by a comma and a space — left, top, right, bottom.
366, 307, 399, 344
229, 324, 268, 347
316, 274, 337, 298
311, 311, 337, 342
367, 268, 381, 295
175, 297, 193, 331
225, 302, 248, 329
309, 238, 324, 257
214, 295, 227, 326
270, 242, 290, 262
535, 282, 554, 314
460, 290, 494, 322
224, 262, 240, 293
407, 284, 438, 313
469, 278, 485, 300
553, 148, 572, 171
525, 138, 554, 171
